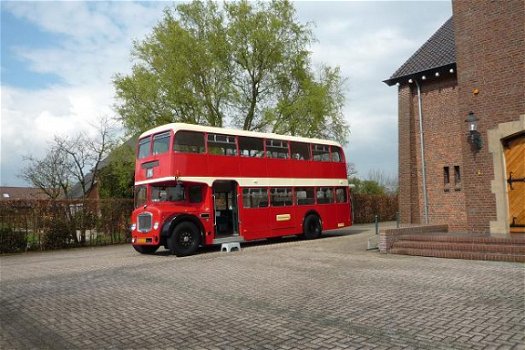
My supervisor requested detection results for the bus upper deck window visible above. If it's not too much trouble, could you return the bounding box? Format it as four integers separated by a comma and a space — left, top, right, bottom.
153, 132, 170, 155
312, 144, 330, 161
138, 138, 151, 159
174, 131, 205, 153
266, 139, 289, 159
239, 137, 264, 157
208, 134, 237, 156
291, 142, 310, 160
331, 146, 343, 162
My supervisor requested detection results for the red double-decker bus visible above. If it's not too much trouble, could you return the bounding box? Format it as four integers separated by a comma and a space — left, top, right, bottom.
131, 123, 352, 256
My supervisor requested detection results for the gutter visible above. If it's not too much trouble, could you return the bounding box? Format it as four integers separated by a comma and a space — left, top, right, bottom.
414, 79, 429, 224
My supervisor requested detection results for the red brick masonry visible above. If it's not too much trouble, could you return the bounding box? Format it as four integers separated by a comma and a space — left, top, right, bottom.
380, 225, 525, 262
379, 225, 448, 252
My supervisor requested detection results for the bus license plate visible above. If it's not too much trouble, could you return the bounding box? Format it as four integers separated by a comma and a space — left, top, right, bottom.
137, 238, 148, 244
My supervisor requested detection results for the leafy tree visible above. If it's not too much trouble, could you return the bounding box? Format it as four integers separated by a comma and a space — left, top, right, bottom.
348, 177, 387, 195
367, 169, 398, 194
114, 0, 349, 144
98, 140, 136, 199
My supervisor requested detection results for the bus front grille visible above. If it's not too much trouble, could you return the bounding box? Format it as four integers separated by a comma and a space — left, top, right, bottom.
138, 213, 152, 232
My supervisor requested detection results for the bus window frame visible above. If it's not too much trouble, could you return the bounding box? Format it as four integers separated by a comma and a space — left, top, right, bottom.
265, 139, 290, 159
137, 137, 151, 159
173, 130, 206, 154
152, 131, 171, 156
207, 133, 238, 156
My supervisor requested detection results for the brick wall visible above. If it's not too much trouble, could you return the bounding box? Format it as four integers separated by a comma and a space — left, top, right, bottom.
398, 85, 418, 224
453, 0, 525, 232
418, 77, 466, 231
398, 75, 466, 230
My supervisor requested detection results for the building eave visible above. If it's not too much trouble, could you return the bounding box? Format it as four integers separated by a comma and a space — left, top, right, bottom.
383, 63, 457, 87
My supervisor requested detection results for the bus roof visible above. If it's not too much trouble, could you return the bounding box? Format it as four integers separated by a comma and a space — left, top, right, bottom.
139, 123, 342, 147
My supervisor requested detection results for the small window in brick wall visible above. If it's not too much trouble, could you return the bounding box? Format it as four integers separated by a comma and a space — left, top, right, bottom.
444, 166, 450, 192
454, 166, 461, 190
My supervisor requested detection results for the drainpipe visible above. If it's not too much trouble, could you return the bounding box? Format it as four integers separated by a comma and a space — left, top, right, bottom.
414, 79, 429, 224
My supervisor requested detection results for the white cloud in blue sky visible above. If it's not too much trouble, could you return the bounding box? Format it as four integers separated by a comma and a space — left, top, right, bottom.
1, 1, 452, 186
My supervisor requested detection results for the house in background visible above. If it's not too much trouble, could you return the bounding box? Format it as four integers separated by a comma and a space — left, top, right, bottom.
384, 0, 524, 235
0, 187, 51, 200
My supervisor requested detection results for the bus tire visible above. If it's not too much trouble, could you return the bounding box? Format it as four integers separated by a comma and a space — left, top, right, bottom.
168, 222, 201, 257
133, 244, 159, 254
303, 214, 322, 240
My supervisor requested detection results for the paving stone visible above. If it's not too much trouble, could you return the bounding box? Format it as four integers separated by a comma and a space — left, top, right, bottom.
1, 223, 524, 349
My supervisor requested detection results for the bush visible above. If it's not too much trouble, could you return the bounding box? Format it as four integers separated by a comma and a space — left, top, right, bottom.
352, 193, 398, 224
42, 219, 75, 250
0, 226, 27, 254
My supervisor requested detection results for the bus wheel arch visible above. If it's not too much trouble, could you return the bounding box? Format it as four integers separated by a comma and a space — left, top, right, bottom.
168, 221, 201, 257
302, 211, 322, 240
161, 214, 205, 246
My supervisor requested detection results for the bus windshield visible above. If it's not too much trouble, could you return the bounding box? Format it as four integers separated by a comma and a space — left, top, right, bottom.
151, 185, 185, 202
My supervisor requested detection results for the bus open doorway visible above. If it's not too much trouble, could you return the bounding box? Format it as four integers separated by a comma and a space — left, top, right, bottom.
212, 180, 240, 238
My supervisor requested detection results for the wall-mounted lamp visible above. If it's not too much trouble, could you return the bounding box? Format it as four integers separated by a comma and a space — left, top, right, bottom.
465, 111, 482, 151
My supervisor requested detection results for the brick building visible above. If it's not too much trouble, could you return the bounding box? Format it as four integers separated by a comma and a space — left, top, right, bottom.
384, 0, 524, 235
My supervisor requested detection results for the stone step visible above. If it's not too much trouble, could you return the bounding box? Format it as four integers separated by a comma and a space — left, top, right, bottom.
389, 248, 525, 263
392, 241, 525, 254
397, 234, 525, 245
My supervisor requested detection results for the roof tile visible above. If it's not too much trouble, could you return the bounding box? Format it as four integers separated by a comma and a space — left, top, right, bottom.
384, 17, 455, 85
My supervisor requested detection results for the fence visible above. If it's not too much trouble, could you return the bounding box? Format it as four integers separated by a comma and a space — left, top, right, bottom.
351, 193, 398, 224
0, 199, 134, 253
0, 194, 397, 254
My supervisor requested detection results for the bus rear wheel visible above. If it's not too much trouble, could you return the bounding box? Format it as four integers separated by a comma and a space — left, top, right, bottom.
303, 215, 322, 239
133, 244, 160, 254
168, 222, 201, 257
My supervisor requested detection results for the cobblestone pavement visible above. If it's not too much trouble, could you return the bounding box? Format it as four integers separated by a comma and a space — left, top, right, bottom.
1, 223, 524, 350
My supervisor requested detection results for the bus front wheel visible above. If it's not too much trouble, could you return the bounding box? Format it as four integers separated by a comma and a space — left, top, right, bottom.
168, 222, 201, 257
303, 215, 322, 240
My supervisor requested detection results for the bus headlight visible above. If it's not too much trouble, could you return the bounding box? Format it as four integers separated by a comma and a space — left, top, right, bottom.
153, 222, 159, 230
131, 223, 136, 231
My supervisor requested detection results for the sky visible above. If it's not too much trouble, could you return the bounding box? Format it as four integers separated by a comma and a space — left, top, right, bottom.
0, 1, 452, 187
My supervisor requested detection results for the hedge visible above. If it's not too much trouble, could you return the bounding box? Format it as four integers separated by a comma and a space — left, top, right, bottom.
0, 194, 397, 253
351, 193, 398, 224
0, 199, 133, 253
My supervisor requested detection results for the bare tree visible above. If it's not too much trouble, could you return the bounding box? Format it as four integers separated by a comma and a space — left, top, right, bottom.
346, 162, 358, 178
20, 117, 116, 244
367, 169, 399, 194
20, 146, 71, 199
54, 117, 115, 199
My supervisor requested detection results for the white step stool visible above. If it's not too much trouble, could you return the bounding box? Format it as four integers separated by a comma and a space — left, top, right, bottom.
221, 242, 241, 252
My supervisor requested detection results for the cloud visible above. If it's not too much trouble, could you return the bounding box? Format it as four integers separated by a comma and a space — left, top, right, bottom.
1, 2, 170, 185
4, 1, 169, 86
1, 1, 452, 185
295, 1, 452, 178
